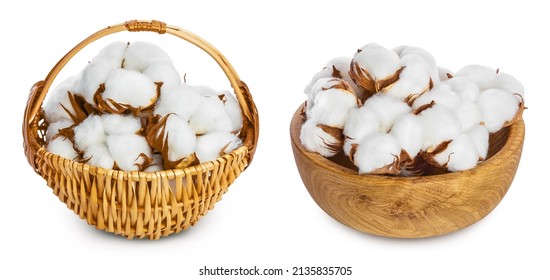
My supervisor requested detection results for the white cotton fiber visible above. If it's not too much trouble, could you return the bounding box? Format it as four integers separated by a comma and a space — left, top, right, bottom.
452, 99, 483, 131
123, 41, 172, 72
391, 113, 424, 158
304, 57, 363, 100
352, 43, 401, 80
195, 132, 242, 163
107, 133, 152, 171
466, 125, 489, 160
144, 153, 163, 172
343, 107, 381, 142
385, 54, 433, 100
363, 94, 411, 132
438, 67, 453, 82
413, 84, 460, 110
300, 119, 342, 157
311, 88, 359, 128
420, 105, 462, 151
393, 45, 440, 84
94, 41, 128, 68
494, 72, 525, 97
164, 114, 197, 162
189, 95, 232, 134
433, 134, 479, 172
77, 59, 115, 104
73, 115, 106, 151
84, 143, 115, 169
44, 76, 79, 123
143, 61, 181, 90
101, 114, 142, 135
455, 65, 496, 91
102, 69, 157, 109
193, 85, 219, 97
353, 132, 401, 174
154, 83, 203, 120
477, 88, 520, 132
443, 77, 480, 102
46, 120, 74, 142
47, 137, 78, 160
219, 90, 243, 132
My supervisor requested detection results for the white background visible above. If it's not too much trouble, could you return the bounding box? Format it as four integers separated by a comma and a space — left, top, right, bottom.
2, 0, 548, 279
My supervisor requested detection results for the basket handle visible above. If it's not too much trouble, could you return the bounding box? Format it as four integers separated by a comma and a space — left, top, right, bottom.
23, 20, 259, 170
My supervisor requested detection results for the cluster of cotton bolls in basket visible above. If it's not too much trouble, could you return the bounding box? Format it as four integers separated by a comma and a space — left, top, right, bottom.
44, 41, 243, 172
301, 43, 525, 175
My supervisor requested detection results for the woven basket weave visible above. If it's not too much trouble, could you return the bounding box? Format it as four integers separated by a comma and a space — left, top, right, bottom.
23, 20, 259, 240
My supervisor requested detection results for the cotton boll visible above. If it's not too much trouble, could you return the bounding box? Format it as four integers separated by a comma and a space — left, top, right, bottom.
477, 88, 520, 132
84, 144, 115, 169
300, 119, 343, 157
353, 132, 401, 175
192, 85, 219, 97
455, 65, 496, 91
73, 115, 106, 151
107, 134, 152, 171
219, 90, 243, 132
350, 43, 401, 94
433, 134, 479, 172
195, 132, 242, 163
102, 69, 157, 109
189, 95, 233, 134
304, 57, 363, 100
93, 41, 128, 68
47, 137, 78, 160
305, 77, 341, 115
363, 94, 411, 132
43, 76, 79, 123
393, 45, 439, 85
154, 83, 203, 120
143, 62, 181, 90
46, 120, 74, 142
164, 114, 197, 162
494, 72, 525, 97
438, 67, 454, 82
101, 114, 141, 135
444, 77, 480, 102
466, 125, 489, 160
385, 54, 433, 100
311, 88, 359, 128
391, 113, 424, 158
412, 84, 460, 110
123, 41, 172, 72
78, 59, 115, 104
452, 99, 483, 131
420, 105, 462, 151
343, 107, 381, 142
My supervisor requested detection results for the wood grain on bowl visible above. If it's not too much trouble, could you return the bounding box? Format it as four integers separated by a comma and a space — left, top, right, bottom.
290, 104, 524, 238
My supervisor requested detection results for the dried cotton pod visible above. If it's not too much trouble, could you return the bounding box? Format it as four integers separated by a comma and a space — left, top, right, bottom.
304, 57, 364, 101
419, 104, 462, 152
43, 76, 80, 124
107, 133, 152, 171
352, 132, 401, 175
362, 94, 411, 132
300, 119, 344, 157
47, 137, 78, 160
46, 120, 74, 142
432, 134, 479, 172
73, 115, 106, 151
154, 83, 203, 120
477, 88, 521, 132
195, 132, 242, 163
218, 90, 243, 133
84, 143, 115, 169
100, 69, 158, 112
310, 79, 360, 129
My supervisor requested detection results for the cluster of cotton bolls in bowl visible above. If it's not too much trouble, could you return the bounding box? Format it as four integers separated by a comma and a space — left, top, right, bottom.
44, 41, 243, 172
301, 43, 525, 175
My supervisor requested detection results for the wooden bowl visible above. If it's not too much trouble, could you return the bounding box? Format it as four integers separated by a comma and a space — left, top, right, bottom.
290, 104, 525, 238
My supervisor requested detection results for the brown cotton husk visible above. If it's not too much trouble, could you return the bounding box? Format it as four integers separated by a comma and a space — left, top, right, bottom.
145, 114, 198, 170
412, 100, 436, 115
93, 83, 159, 116
349, 62, 404, 97
60, 91, 97, 124
348, 142, 358, 162
317, 124, 344, 154
134, 153, 154, 171
420, 140, 453, 169
369, 155, 401, 175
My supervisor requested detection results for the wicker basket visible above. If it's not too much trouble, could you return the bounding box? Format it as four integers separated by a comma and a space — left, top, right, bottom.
290, 104, 524, 238
23, 20, 259, 240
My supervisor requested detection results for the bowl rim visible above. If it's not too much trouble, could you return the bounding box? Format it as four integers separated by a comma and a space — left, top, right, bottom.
290, 104, 525, 184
